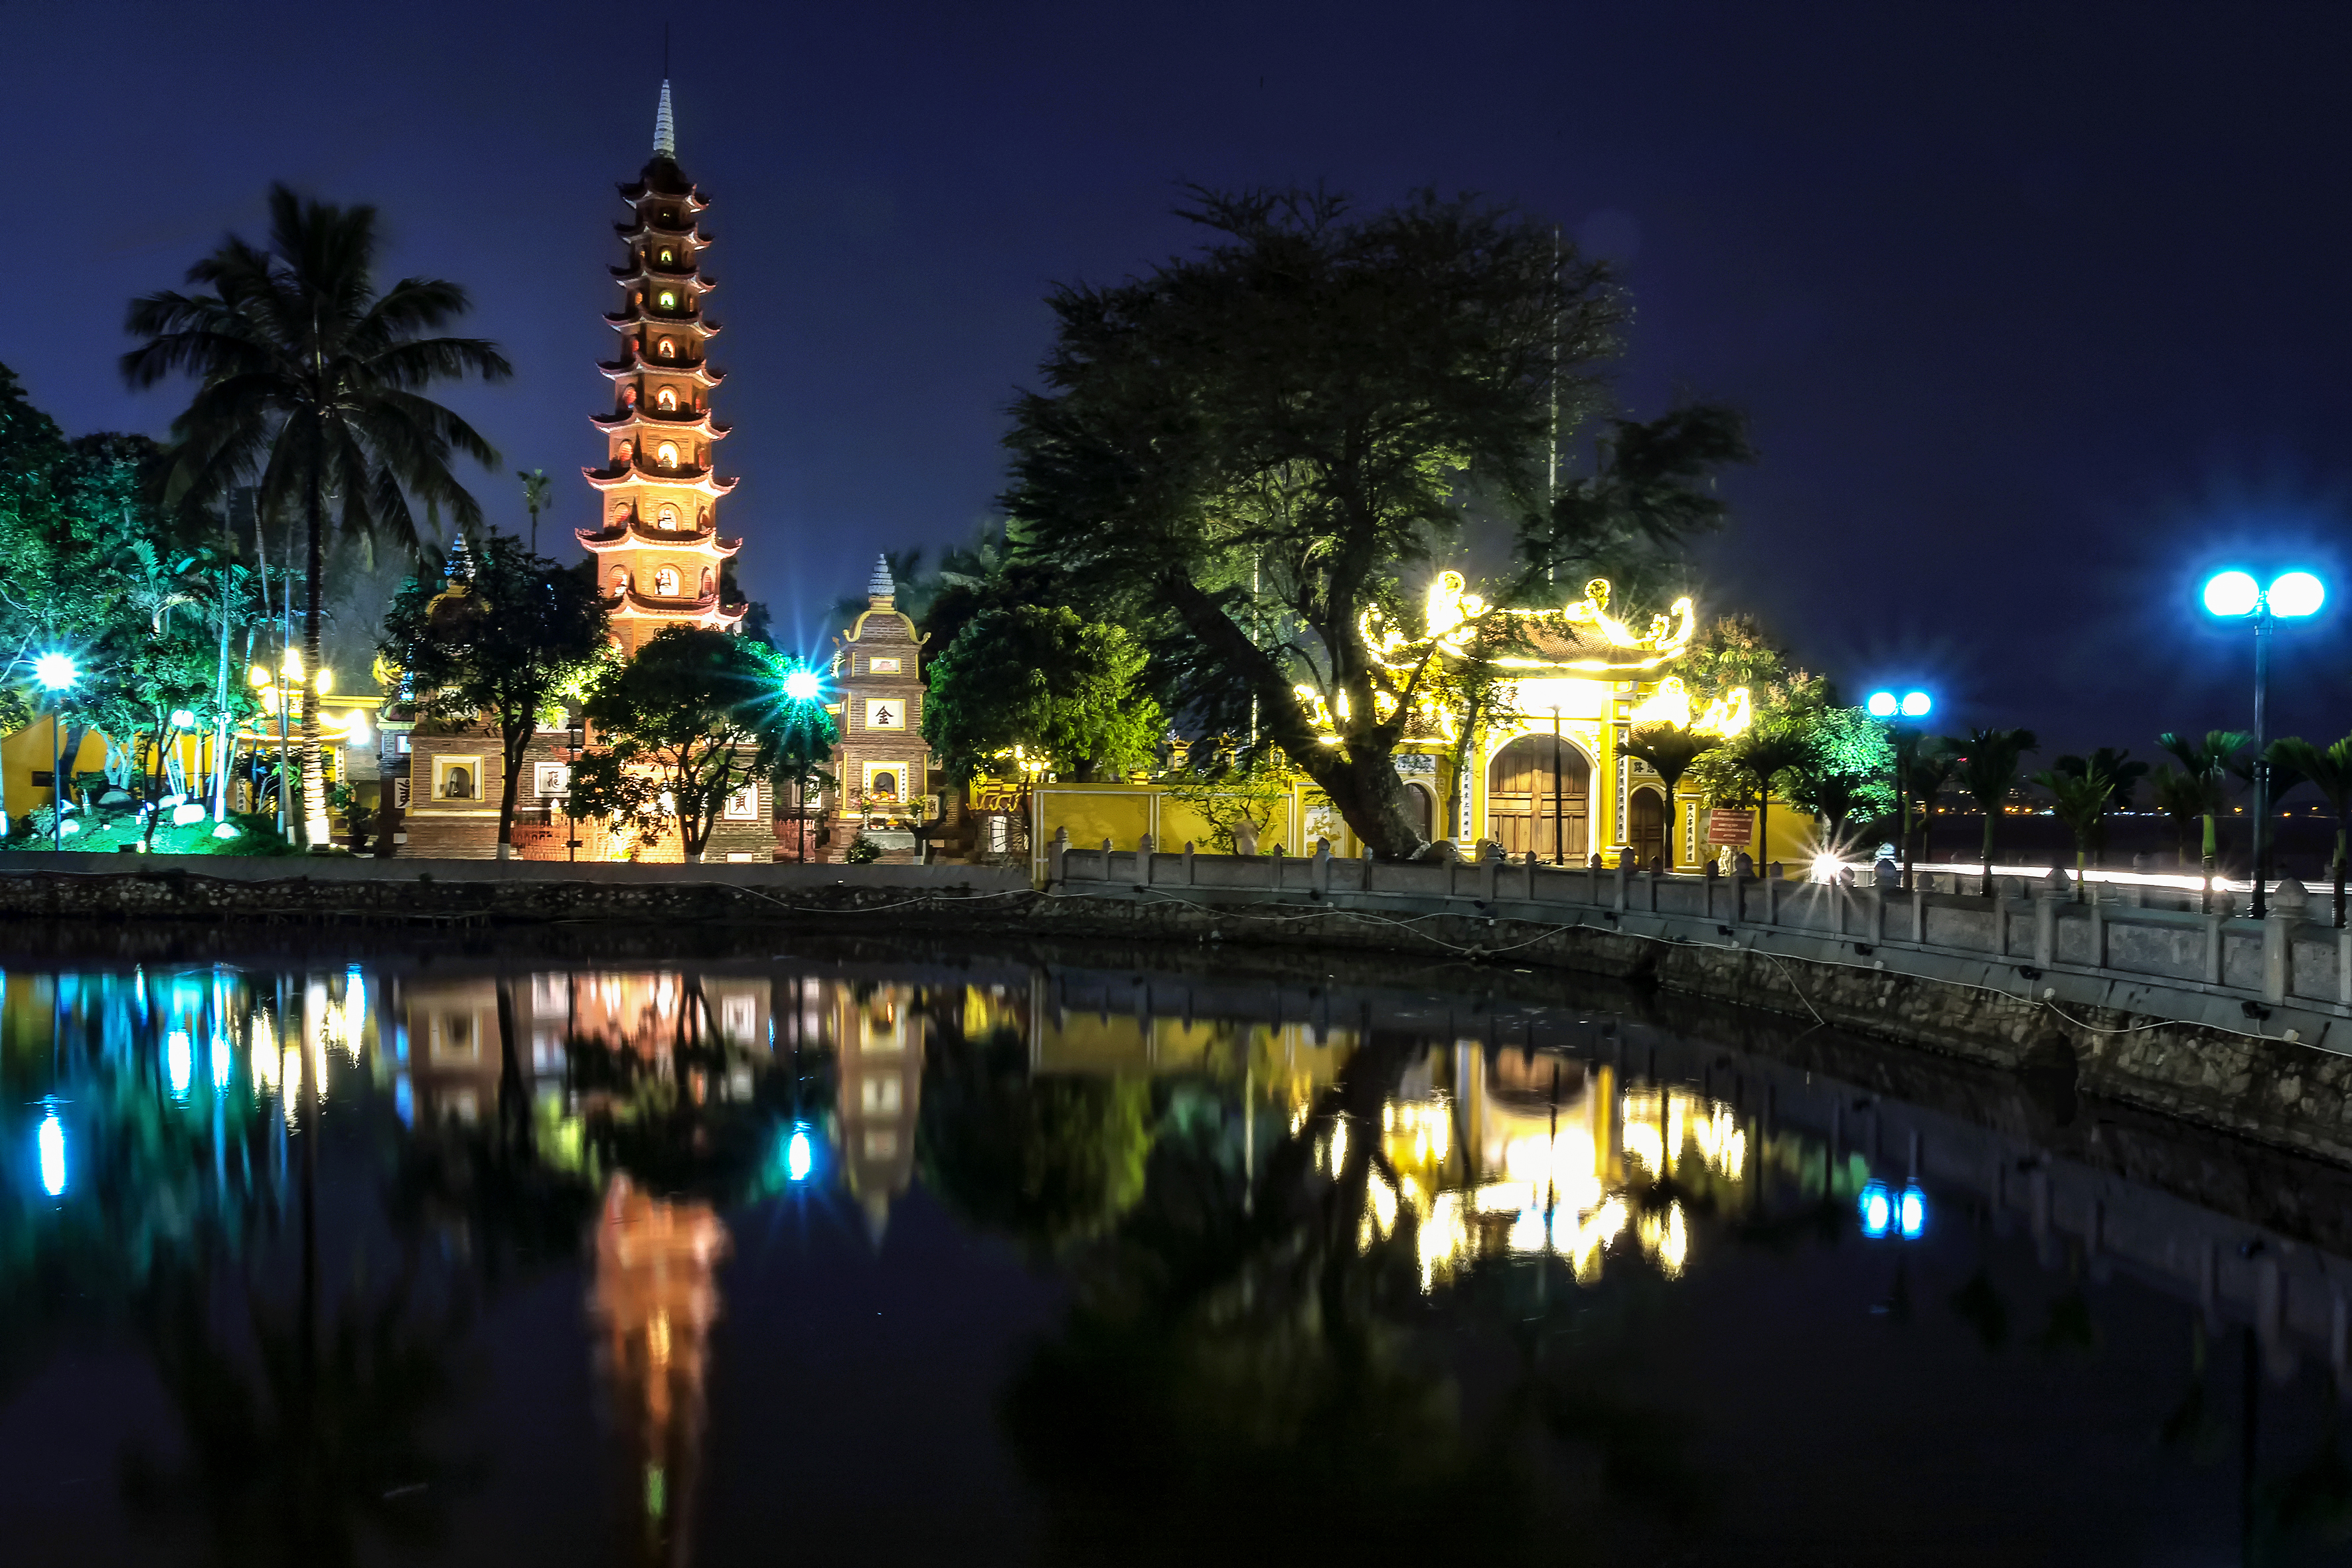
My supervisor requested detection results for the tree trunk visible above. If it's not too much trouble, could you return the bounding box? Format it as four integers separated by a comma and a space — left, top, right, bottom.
298, 461, 330, 849
1980, 807, 1997, 898
212, 566, 233, 821
497, 722, 529, 860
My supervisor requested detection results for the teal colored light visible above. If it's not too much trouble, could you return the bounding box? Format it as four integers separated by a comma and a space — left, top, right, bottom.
786, 1127, 814, 1182
1858, 1179, 1892, 1239
1899, 691, 1932, 718
167, 1030, 193, 1098
783, 667, 821, 702
2268, 571, 2325, 618
33, 653, 76, 692
1899, 1184, 1927, 1239
2203, 570, 2260, 617
1865, 691, 1898, 718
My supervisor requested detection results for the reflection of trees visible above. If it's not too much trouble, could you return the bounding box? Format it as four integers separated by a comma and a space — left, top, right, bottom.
123, 1020, 475, 1566
1000, 1032, 1703, 1563
917, 1024, 1152, 1259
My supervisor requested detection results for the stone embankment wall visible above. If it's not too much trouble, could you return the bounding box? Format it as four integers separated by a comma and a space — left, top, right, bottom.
5, 847, 2351, 1170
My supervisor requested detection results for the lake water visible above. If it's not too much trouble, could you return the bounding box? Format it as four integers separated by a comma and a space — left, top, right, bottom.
1, 930, 2349, 1567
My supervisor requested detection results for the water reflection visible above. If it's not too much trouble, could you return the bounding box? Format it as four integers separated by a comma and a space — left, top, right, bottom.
4, 955, 2352, 1562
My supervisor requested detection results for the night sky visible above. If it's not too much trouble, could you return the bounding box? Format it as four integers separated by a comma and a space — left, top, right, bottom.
10, 1, 2352, 759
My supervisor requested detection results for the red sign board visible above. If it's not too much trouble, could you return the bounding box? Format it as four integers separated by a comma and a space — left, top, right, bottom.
1705, 810, 1755, 845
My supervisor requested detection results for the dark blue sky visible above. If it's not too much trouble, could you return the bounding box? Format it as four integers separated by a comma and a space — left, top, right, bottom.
10, 1, 2352, 756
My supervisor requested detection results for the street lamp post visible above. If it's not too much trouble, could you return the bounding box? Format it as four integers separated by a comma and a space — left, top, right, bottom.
2203, 570, 2324, 918
35, 654, 77, 853
1866, 690, 1932, 889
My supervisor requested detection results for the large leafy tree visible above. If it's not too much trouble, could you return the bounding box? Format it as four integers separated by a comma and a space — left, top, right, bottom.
1624, 723, 1717, 866
923, 604, 1164, 783
569, 627, 827, 863
380, 532, 612, 859
123, 184, 510, 847
1002, 187, 1747, 858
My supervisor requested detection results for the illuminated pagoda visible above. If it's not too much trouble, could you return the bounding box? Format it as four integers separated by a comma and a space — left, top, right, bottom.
578, 80, 749, 658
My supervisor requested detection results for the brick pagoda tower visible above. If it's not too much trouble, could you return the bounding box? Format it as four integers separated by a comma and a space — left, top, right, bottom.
578, 81, 749, 657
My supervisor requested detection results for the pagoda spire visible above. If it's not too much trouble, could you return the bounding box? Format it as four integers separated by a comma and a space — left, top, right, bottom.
653, 80, 676, 159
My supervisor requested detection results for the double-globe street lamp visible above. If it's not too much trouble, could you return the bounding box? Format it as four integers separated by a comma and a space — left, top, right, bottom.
1866, 689, 1932, 888
2202, 570, 2325, 917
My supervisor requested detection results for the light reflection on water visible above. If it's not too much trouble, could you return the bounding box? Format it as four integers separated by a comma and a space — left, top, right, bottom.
3, 956, 2349, 1565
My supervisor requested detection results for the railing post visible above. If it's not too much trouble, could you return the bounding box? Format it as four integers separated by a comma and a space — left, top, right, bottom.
1613, 849, 1630, 912
1050, 826, 1069, 887
1525, 849, 1539, 903
1867, 885, 1885, 945
1911, 886, 1925, 944
2086, 880, 2107, 969
2204, 911, 2225, 985
2339, 926, 2352, 1008
1314, 838, 1333, 899
1266, 843, 1283, 891
1138, 832, 1154, 886
1478, 842, 1498, 903
2035, 868, 2067, 968
1764, 863, 1782, 926
1183, 840, 1196, 886
2265, 878, 2310, 1004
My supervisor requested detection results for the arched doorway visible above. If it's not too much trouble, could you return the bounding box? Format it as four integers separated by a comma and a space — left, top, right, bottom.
1403, 782, 1435, 842
1630, 786, 1666, 869
1486, 734, 1589, 860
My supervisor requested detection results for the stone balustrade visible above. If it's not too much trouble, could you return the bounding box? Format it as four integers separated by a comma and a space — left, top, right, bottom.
1046, 830, 2352, 1050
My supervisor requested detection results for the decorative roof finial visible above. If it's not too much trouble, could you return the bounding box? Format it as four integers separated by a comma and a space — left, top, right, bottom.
868, 554, 896, 603
653, 80, 676, 159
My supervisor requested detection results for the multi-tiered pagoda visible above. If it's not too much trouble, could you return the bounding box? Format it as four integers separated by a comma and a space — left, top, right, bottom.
578, 82, 749, 657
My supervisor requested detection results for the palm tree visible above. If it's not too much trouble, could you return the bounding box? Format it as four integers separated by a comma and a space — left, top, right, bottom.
2055, 747, 2148, 866
2146, 765, 2219, 866
2268, 736, 2352, 927
1903, 745, 1958, 878
123, 185, 510, 845
2159, 730, 2249, 909
1946, 727, 2038, 896
1624, 722, 1717, 867
2031, 767, 2113, 900
517, 468, 552, 554
1733, 732, 1810, 872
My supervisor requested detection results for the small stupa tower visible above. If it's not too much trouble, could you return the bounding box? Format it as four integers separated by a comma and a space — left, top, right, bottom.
579, 81, 749, 657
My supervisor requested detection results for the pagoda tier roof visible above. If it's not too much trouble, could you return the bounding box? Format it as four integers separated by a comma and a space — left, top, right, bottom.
582, 459, 739, 497
618, 159, 706, 203
605, 307, 720, 335
596, 356, 724, 386
576, 521, 744, 558
609, 258, 712, 286
608, 586, 748, 620
588, 408, 730, 439
615, 218, 714, 244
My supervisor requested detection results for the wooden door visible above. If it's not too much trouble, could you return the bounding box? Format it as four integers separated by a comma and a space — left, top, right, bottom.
1486, 735, 1589, 860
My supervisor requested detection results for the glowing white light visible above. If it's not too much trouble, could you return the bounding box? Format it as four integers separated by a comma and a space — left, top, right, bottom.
33, 653, 76, 692
167, 1030, 193, 1097
1810, 852, 1849, 884
1899, 1184, 1927, 1239
785, 1129, 814, 1182
783, 668, 821, 702
2269, 571, 2325, 619
169, 708, 196, 729
1865, 691, 1897, 718
210, 1033, 232, 1089
2203, 570, 2260, 617
1900, 691, 1932, 718
1859, 1180, 1892, 1239
37, 1113, 64, 1197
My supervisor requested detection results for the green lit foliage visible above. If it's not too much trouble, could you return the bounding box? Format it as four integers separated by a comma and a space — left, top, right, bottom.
1680, 614, 1830, 807
123, 184, 512, 841
1781, 707, 1896, 842
1160, 738, 1302, 854
1002, 185, 1747, 859
568, 627, 826, 862
923, 604, 1163, 783
380, 530, 610, 856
